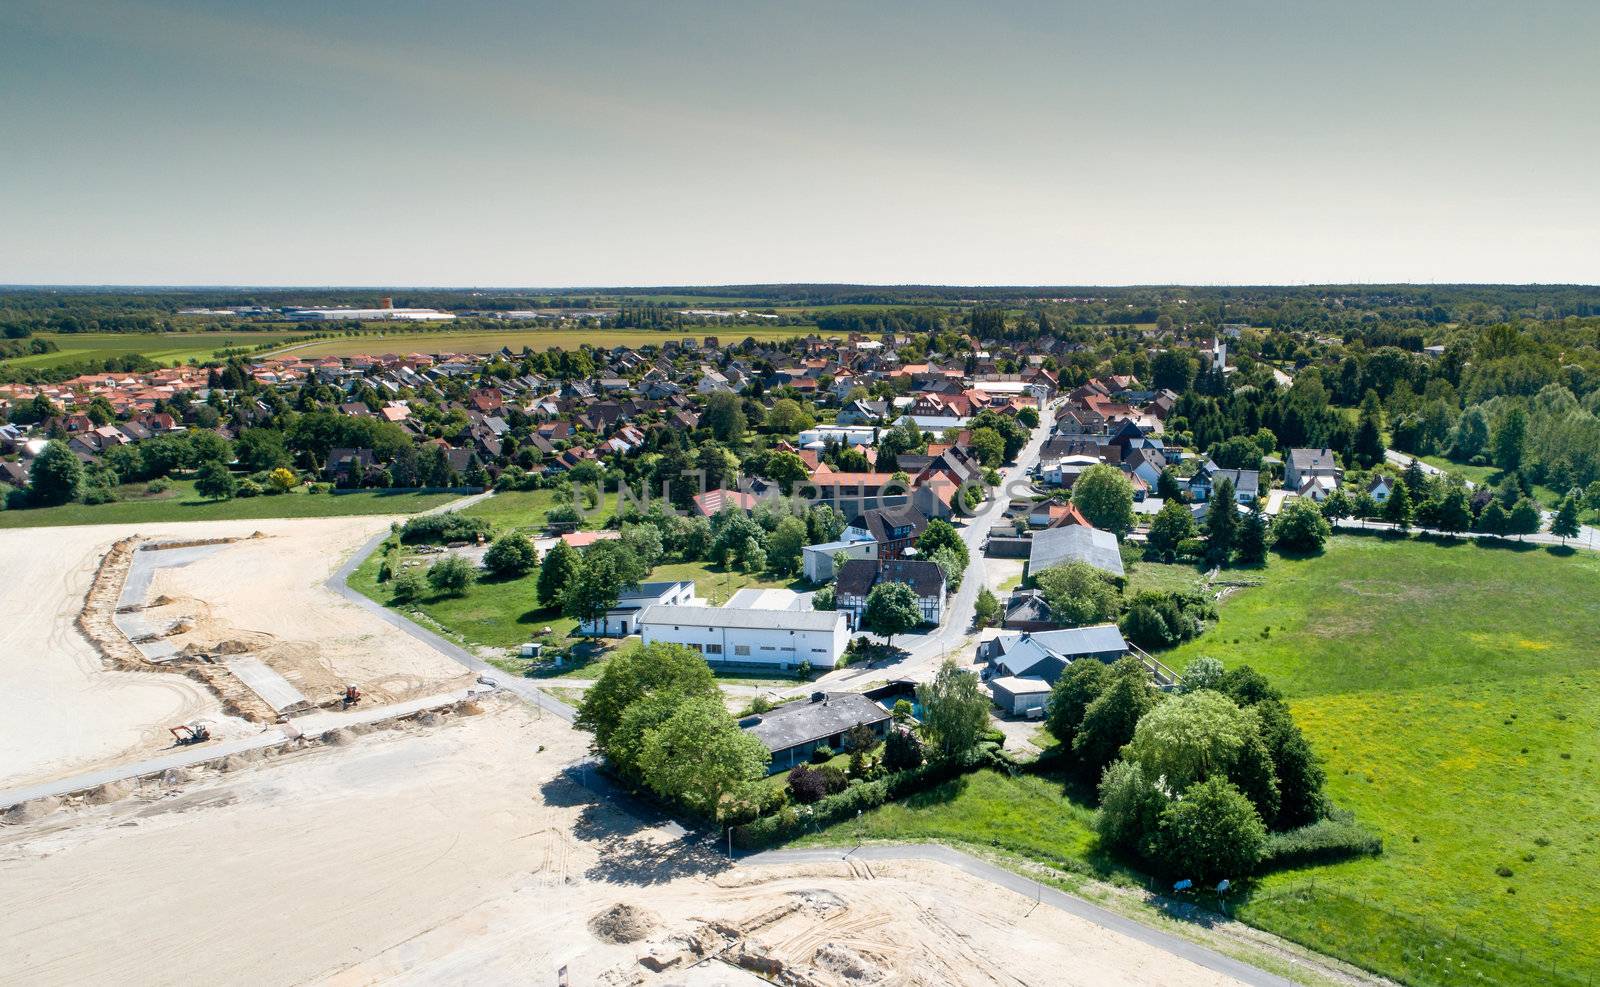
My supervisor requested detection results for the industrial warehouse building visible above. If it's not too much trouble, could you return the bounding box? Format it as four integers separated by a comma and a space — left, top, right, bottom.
637, 603, 850, 669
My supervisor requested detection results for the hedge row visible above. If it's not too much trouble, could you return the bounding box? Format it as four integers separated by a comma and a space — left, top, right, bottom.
1262, 814, 1383, 869
734, 744, 1005, 850
397, 513, 493, 544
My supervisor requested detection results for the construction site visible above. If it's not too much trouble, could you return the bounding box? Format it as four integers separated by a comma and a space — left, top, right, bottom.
1, 515, 1269, 986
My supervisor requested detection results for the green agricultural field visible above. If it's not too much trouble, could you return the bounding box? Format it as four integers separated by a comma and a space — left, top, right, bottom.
1162, 535, 1600, 985
797, 535, 1599, 986
0, 479, 462, 528
1, 330, 311, 370
261, 325, 823, 360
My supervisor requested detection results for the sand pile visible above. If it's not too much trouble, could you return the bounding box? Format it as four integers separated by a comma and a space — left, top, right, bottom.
814, 943, 884, 983
4, 796, 62, 824
588, 903, 658, 944
321, 729, 356, 747
86, 781, 136, 804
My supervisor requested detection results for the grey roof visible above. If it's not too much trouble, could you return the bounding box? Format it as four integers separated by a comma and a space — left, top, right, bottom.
637, 604, 845, 632
617, 580, 693, 604
743, 693, 890, 753
1029, 524, 1125, 578
986, 624, 1128, 677
1288, 447, 1339, 472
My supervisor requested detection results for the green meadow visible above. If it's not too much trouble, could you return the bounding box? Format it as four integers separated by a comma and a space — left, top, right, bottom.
801, 535, 1600, 986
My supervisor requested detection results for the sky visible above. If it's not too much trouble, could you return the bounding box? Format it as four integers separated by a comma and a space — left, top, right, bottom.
2, 0, 1598, 287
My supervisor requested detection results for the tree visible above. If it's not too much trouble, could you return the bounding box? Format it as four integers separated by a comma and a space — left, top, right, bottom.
761, 451, 810, 493
426, 555, 475, 596
1044, 657, 1109, 748
1234, 507, 1268, 565
811, 584, 836, 610
766, 515, 809, 576
1434, 487, 1473, 537
807, 503, 846, 544
1474, 500, 1508, 537
1506, 497, 1542, 540
562, 545, 641, 624
1147, 500, 1196, 558
636, 695, 770, 819
973, 586, 1000, 628
1352, 390, 1386, 468
703, 391, 746, 443
1071, 464, 1135, 536
1034, 561, 1121, 626
390, 570, 425, 604
483, 533, 539, 578
863, 580, 921, 646
1451, 406, 1490, 459
882, 727, 925, 771
29, 441, 83, 505
1205, 477, 1238, 565
536, 539, 581, 608
1074, 658, 1158, 773
1551, 494, 1582, 544
930, 545, 965, 593
764, 398, 814, 435
235, 428, 293, 472
1178, 656, 1225, 694
1095, 760, 1167, 859
916, 518, 969, 570
1156, 777, 1267, 882
1156, 467, 1185, 502
1125, 690, 1257, 793
266, 467, 299, 494
576, 642, 718, 752
787, 764, 828, 804
1271, 497, 1331, 554
968, 427, 1006, 467
916, 659, 990, 759
1383, 479, 1413, 530
194, 461, 237, 501
1493, 406, 1527, 472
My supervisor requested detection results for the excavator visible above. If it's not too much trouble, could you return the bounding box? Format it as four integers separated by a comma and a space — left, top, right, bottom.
169, 721, 212, 745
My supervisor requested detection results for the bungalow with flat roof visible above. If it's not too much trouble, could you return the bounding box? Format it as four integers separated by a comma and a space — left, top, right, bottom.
578, 580, 698, 637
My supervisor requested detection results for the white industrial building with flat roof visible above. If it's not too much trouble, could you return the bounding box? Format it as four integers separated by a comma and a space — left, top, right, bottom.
638, 603, 850, 669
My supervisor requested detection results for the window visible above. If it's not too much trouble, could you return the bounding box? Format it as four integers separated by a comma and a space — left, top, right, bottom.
761, 645, 776, 651
811, 648, 826, 654
734, 645, 751, 657
705, 644, 722, 655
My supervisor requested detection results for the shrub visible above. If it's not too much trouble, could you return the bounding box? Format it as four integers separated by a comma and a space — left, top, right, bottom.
787, 765, 828, 804
236, 479, 262, 498
810, 745, 835, 764
426, 555, 476, 596
1260, 816, 1383, 869
147, 478, 170, 494
482, 533, 539, 578
882, 727, 924, 771
399, 513, 493, 545
390, 570, 425, 603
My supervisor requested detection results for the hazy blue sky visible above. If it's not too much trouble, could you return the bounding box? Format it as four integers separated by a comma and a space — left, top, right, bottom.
3, 0, 1597, 286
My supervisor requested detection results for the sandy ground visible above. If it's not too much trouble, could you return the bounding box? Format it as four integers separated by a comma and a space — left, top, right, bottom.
0, 516, 470, 791
0, 702, 1243, 987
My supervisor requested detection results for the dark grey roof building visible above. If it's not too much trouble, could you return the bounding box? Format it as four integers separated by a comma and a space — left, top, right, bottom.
741, 692, 892, 773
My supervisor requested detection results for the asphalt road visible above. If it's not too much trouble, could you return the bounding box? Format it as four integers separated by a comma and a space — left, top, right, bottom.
801, 402, 1058, 692
743, 843, 1298, 987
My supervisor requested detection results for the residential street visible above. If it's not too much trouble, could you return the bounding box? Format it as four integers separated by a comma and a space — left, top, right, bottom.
802, 401, 1059, 692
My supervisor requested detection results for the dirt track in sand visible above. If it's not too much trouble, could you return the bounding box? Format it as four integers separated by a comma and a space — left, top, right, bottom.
0, 702, 1247, 987
0, 516, 470, 792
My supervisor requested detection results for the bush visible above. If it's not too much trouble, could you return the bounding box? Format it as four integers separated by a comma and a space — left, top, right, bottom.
147, 478, 170, 494
810, 745, 835, 764
390, 570, 425, 603
482, 533, 539, 578
882, 727, 924, 771
399, 513, 493, 545
734, 750, 980, 850
787, 764, 828, 804
426, 555, 476, 596
1261, 815, 1383, 869
236, 479, 262, 498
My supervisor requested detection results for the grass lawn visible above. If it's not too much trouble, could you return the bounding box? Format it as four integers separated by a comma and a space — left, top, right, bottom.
793, 535, 1600, 986
0, 479, 462, 528
1, 330, 312, 370
1125, 557, 1210, 596
458, 488, 615, 532
1162, 534, 1600, 985
1418, 454, 1568, 508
